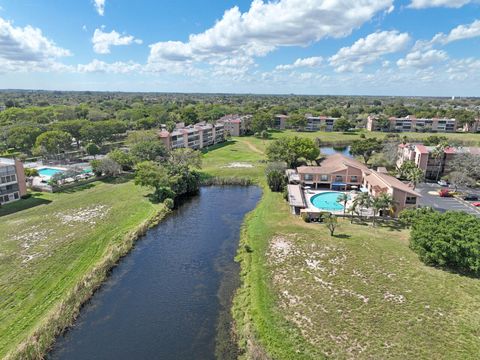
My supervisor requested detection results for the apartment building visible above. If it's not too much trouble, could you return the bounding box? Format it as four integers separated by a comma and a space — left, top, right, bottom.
397, 143, 480, 179
293, 153, 420, 214
463, 118, 480, 133
367, 115, 458, 132
0, 158, 27, 205
305, 114, 339, 131
159, 121, 225, 150
216, 114, 252, 136
273, 114, 289, 129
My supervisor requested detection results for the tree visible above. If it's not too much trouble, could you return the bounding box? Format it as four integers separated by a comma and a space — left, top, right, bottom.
130, 140, 167, 163
377, 193, 395, 218
52, 119, 89, 148
353, 192, 372, 219
265, 162, 286, 192
350, 138, 383, 164
34, 130, 71, 158
449, 153, 480, 182
406, 167, 424, 189
423, 135, 448, 146
5, 125, 42, 152
266, 136, 320, 168
95, 158, 122, 177
286, 114, 307, 130
80, 120, 126, 145
396, 160, 417, 179
371, 197, 383, 226
376, 116, 391, 132
85, 143, 100, 158
134, 161, 174, 201
108, 149, 135, 171
324, 215, 338, 236
333, 118, 352, 132
447, 171, 476, 191
337, 193, 349, 216
409, 211, 480, 274
169, 148, 202, 169
126, 130, 158, 145
250, 111, 272, 133
431, 142, 448, 181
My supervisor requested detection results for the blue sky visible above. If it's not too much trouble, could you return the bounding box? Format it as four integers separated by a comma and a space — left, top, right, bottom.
0, 0, 479, 96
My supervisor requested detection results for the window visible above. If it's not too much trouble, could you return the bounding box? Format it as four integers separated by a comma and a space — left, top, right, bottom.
304, 174, 313, 181
13, 192, 19, 199
320, 175, 328, 181
335, 175, 343, 182
406, 196, 417, 204
350, 175, 358, 183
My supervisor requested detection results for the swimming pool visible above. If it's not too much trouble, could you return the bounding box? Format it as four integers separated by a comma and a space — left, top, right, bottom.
38, 167, 64, 177
310, 191, 347, 211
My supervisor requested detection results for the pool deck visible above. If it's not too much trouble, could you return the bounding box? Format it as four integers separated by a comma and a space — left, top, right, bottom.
304, 189, 366, 215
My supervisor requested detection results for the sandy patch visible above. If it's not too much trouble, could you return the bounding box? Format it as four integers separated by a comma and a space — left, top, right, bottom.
56, 205, 110, 226
224, 162, 254, 168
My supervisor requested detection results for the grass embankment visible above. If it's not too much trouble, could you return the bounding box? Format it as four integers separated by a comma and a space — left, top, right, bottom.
0, 179, 167, 359
203, 135, 480, 359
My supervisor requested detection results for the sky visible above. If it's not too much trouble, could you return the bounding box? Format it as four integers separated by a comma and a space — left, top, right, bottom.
0, 0, 479, 96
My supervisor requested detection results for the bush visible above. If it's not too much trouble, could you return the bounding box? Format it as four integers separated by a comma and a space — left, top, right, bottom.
409, 211, 480, 274
163, 198, 174, 210
301, 212, 310, 223
21, 193, 32, 199
265, 162, 286, 192
24, 168, 39, 177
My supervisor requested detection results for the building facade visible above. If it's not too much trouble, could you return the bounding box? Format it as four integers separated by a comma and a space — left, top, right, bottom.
159, 121, 226, 150
216, 114, 251, 136
397, 143, 480, 180
0, 158, 27, 205
273, 114, 289, 129
305, 114, 339, 131
291, 153, 420, 214
367, 115, 459, 132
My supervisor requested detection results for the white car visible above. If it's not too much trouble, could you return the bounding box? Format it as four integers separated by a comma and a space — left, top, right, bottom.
437, 180, 448, 187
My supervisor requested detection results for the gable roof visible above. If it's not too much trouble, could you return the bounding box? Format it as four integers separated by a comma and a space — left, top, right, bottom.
297, 153, 367, 174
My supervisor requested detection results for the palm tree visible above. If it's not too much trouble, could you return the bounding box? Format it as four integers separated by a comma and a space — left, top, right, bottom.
431, 142, 448, 181
371, 197, 384, 227
337, 193, 349, 216
353, 192, 372, 220
377, 193, 395, 219
406, 167, 424, 189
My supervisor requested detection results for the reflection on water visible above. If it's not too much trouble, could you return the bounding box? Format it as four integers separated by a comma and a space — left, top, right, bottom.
48, 186, 261, 360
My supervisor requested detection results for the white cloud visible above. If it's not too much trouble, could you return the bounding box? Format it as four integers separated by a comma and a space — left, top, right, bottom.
446, 58, 480, 80
93, 0, 105, 16
432, 19, 480, 44
77, 59, 141, 74
92, 28, 142, 54
329, 31, 410, 72
0, 16, 71, 72
275, 56, 323, 71
409, 0, 474, 8
148, 0, 393, 65
397, 49, 448, 68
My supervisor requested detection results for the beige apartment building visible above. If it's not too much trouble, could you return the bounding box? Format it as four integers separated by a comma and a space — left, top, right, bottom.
159, 122, 225, 150
0, 158, 27, 205
305, 114, 339, 131
367, 115, 458, 132
293, 153, 420, 214
273, 114, 289, 129
216, 114, 251, 136
397, 143, 480, 179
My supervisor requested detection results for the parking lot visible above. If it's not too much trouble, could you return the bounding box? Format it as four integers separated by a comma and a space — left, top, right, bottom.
416, 183, 480, 217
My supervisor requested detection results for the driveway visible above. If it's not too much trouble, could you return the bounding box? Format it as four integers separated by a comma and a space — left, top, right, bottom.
416, 183, 480, 217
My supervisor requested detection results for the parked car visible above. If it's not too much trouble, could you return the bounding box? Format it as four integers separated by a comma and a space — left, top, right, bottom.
437, 180, 448, 187
462, 194, 479, 201
439, 188, 452, 197
472, 202, 480, 207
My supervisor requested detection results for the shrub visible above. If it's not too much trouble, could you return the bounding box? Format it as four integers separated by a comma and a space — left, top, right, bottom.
24, 168, 39, 177
409, 211, 480, 274
21, 193, 32, 199
265, 162, 286, 192
163, 198, 174, 210
301, 212, 310, 223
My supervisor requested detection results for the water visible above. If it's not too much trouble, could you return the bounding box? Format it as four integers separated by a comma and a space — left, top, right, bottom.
310, 191, 347, 211
48, 186, 261, 360
319, 146, 352, 157
38, 167, 64, 177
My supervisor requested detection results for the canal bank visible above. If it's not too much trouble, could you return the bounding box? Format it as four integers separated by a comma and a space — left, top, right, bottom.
47, 186, 261, 360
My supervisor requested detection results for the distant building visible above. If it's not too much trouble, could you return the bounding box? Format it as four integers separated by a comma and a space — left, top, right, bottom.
216, 114, 252, 136
367, 115, 458, 132
305, 114, 339, 131
273, 114, 289, 130
463, 118, 480, 133
159, 121, 225, 150
397, 143, 480, 179
289, 153, 420, 215
0, 158, 27, 205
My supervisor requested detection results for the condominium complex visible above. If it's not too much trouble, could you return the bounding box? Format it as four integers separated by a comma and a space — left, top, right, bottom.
159, 122, 225, 150
273, 114, 289, 129
288, 153, 420, 215
0, 158, 27, 205
463, 119, 480, 133
397, 143, 480, 179
367, 115, 459, 132
305, 114, 339, 131
216, 114, 252, 136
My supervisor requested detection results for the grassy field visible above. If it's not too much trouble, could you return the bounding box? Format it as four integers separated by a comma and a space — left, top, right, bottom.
0, 179, 166, 359
203, 134, 480, 359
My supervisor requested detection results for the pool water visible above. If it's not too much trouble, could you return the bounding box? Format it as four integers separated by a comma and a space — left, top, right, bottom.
38, 168, 64, 177
310, 191, 347, 211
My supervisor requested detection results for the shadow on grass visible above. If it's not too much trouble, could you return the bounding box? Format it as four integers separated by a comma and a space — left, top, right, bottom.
201, 140, 235, 154
56, 183, 97, 194
0, 195, 52, 217
333, 233, 351, 239
100, 174, 134, 184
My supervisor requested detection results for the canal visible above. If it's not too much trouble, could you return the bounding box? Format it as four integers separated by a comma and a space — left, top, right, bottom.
48, 186, 261, 360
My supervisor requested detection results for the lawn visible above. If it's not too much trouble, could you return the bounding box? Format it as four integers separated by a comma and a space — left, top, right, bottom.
201, 136, 480, 359
0, 179, 166, 359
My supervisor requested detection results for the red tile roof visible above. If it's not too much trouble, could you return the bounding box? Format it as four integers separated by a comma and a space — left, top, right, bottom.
415, 144, 429, 154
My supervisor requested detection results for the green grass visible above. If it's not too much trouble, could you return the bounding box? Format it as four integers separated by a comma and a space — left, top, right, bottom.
0, 180, 166, 359
200, 133, 480, 359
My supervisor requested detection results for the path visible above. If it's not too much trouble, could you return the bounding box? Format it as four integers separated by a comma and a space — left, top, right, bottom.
237, 139, 265, 155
